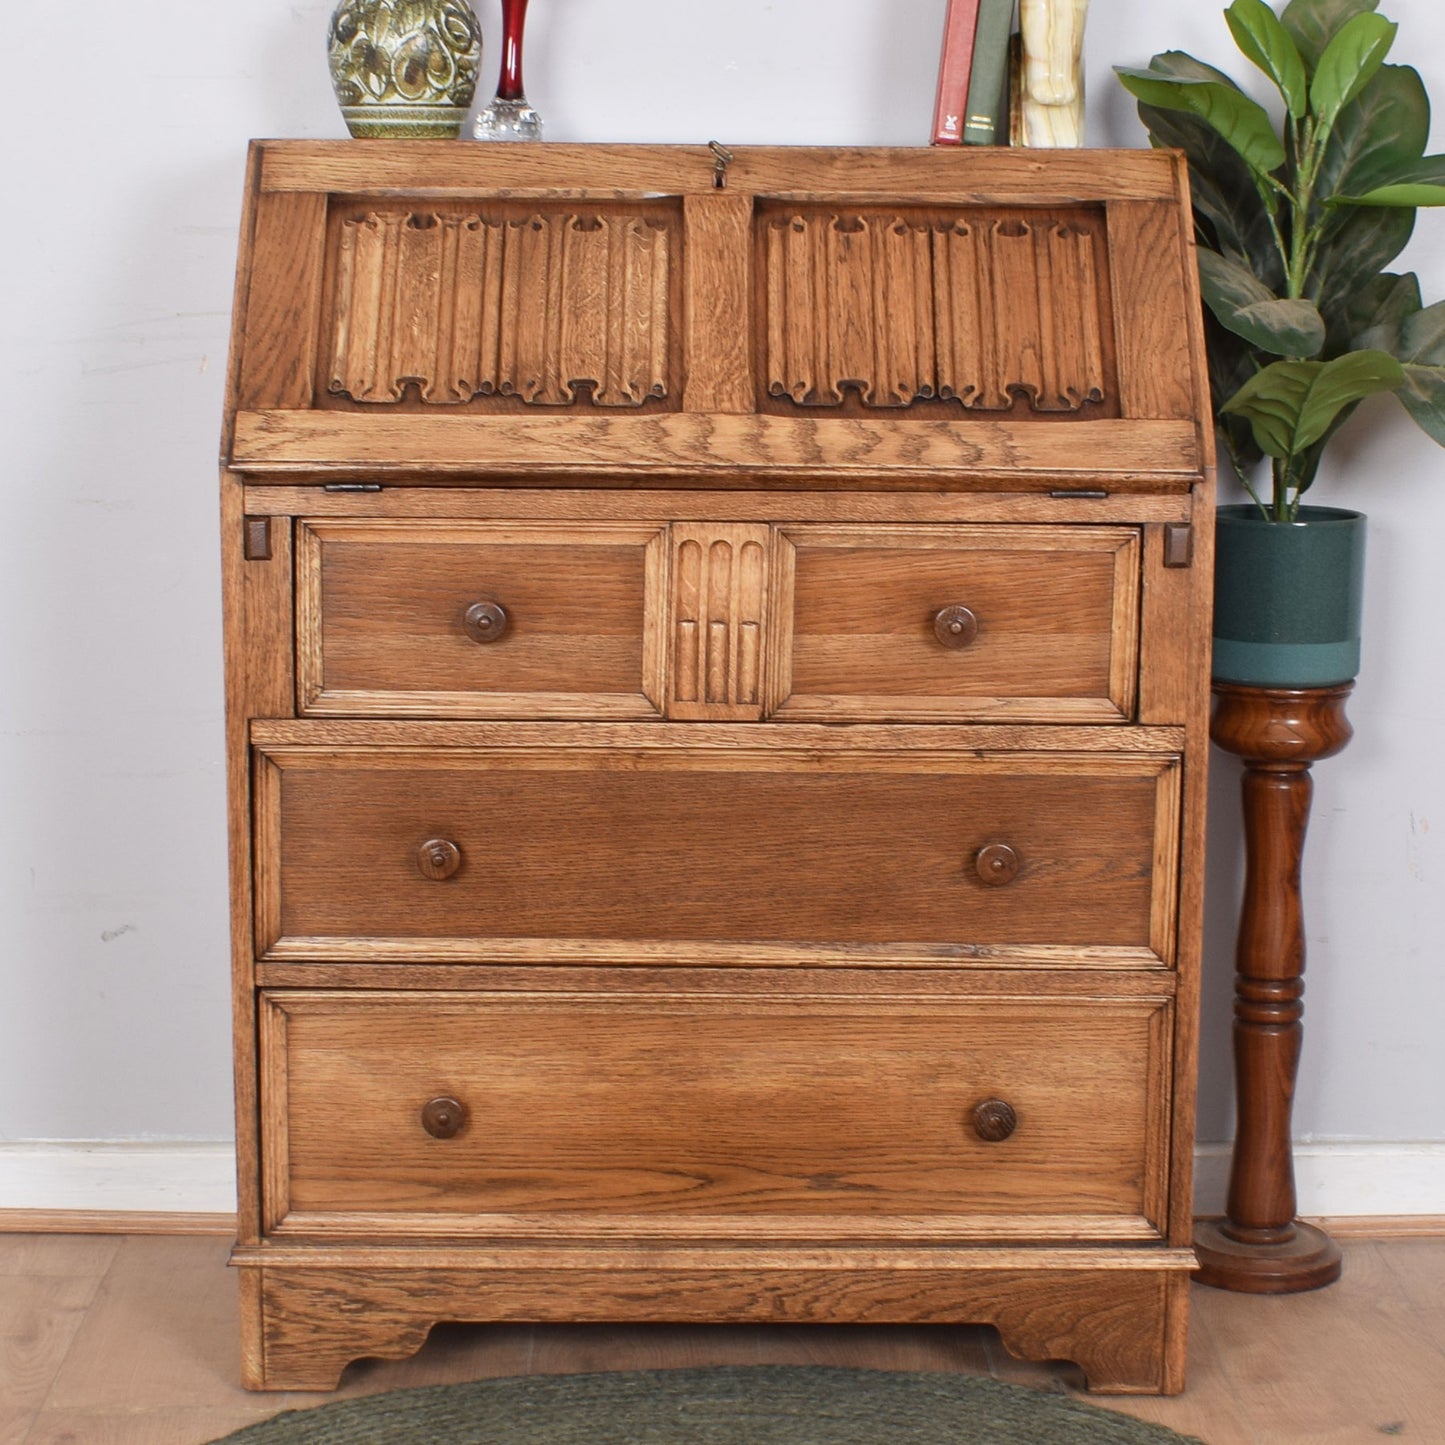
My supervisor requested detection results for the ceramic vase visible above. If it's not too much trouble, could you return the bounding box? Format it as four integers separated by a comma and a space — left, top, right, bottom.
328, 0, 482, 138
1212, 505, 1367, 687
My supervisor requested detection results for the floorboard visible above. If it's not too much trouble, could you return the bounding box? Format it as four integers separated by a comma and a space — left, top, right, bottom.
2, 1233, 1441, 1443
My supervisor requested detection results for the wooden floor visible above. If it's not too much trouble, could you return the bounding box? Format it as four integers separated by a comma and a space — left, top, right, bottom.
2, 1233, 1443, 1444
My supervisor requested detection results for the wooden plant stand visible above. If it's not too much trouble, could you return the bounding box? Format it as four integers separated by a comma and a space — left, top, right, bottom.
1194, 681, 1352, 1293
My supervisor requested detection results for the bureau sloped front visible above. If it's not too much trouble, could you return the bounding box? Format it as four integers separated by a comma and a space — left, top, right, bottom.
252, 728, 1181, 968
260, 988, 1172, 1241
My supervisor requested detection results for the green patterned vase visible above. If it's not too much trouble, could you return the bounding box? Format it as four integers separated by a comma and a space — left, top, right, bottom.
328, 0, 482, 138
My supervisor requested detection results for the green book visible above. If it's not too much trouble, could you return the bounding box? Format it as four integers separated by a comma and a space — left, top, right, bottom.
962, 0, 1014, 145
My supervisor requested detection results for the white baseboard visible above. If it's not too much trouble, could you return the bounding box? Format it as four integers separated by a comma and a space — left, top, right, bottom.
0, 1141, 236, 1215
1192, 1141, 1445, 1218
2, 1140, 1442, 1220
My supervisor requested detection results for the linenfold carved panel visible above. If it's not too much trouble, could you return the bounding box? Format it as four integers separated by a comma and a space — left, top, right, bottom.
762, 209, 1110, 412
327, 208, 673, 407
667, 525, 771, 721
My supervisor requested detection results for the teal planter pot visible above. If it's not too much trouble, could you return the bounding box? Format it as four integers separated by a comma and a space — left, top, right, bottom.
1212, 505, 1366, 687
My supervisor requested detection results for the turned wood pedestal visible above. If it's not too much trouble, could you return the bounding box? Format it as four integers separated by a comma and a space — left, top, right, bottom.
1194, 681, 1352, 1293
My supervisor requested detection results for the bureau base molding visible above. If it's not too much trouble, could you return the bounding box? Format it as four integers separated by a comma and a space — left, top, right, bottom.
232, 1244, 1195, 1394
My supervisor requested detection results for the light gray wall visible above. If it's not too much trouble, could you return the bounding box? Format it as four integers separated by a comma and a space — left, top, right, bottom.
1, 0, 1441, 1149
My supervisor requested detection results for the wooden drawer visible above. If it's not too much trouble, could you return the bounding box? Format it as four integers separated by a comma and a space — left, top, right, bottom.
297, 520, 666, 718
253, 729, 1180, 968
770, 525, 1141, 723
260, 988, 1172, 1240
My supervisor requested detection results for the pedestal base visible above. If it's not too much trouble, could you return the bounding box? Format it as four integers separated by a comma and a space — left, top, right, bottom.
1193, 1217, 1342, 1294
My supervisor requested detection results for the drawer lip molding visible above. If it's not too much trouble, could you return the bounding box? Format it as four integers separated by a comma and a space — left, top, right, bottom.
257, 988, 1173, 1241
250, 730, 1183, 968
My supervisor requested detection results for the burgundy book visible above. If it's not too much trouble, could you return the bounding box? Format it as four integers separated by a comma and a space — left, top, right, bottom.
931, 0, 982, 145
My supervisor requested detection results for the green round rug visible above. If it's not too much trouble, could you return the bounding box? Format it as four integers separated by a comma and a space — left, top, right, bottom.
210, 1365, 1205, 1444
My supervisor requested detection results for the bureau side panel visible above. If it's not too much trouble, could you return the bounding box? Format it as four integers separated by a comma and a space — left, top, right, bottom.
221, 478, 294, 1243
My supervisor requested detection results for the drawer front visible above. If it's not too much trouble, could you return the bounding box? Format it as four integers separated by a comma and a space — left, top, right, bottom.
260, 989, 1172, 1240
254, 736, 1180, 967
771, 525, 1141, 723
297, 520, 666, 718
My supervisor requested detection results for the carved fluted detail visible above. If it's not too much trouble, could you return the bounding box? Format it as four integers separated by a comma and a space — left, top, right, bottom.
328, 210, 672, 407
668, 525, 771, 718
762, 211, 1108, 412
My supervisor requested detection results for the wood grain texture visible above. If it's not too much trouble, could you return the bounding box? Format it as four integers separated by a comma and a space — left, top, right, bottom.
666, 524, 771, 719
251, 737, 1180, 963
770, 523, 1138, 722
235, 192, 327, 412
221, 144, 1212, 1398
325, 205, 675, 409
229, 410, 1202, 482
220, 477, 294, 1246
254, 142, 1184, 203
761, 207, 1109, 414
258, 988, 1170, 1236
1105, 200, 1198, 423
1197, 683, 1354, 1291
296, 519, 664, 718
242, 485, 1193, 525
683, 193, 754, 412
239, 1255, 1187, 1392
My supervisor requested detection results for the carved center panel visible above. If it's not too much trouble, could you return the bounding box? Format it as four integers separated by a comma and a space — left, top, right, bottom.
759, 205, 1114, 414
325, 204, 677, 409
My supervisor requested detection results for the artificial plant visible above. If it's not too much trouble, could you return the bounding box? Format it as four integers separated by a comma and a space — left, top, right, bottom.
1116, 0, 1445, 519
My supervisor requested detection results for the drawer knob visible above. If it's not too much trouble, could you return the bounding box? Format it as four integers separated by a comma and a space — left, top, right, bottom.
464, 600, 510, 644
417, 838, 463, 881
972, 1098, 1018, 1142
421, 1097, 467, 1139
974, 842, 1020, 886
932, 605, 978, 649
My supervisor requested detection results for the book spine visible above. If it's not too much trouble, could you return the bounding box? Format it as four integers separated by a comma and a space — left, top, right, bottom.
962, 0, 1015, 146
931, 0, 983, 145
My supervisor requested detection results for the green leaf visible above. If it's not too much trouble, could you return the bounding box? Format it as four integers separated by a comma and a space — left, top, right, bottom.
1281, 0, 1379, 73
1130, 53, 1282, 282
1309, 13, 1397, 133
1197, 248, 1326, 356
1115, 64, 1286, 176
1358, 300, 1445, 445
1227, 0, 1310, 118
1307, 204, 1415, 326
1221, 350, 1407, 459
1341, 271, 1423, 348
1333, 182, 1445, 207
1312, 65, 1429, 207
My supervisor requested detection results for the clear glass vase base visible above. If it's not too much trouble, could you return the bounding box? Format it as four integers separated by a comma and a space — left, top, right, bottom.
470, 99, 544, 141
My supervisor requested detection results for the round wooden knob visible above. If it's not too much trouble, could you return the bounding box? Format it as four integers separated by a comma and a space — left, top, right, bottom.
974, 843, 1020, 886
972, 1098, 1018, 1142
932, 605, 978, 649
417, 838, 462, 881
463, 600, 509, 644
421, 1097, 467, 1139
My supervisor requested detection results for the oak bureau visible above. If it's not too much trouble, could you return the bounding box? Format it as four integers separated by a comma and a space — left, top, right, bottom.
221, 142, 1214, 1393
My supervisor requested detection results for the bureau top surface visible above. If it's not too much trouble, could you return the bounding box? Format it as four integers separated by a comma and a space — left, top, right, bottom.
224, 143, 1211, 490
